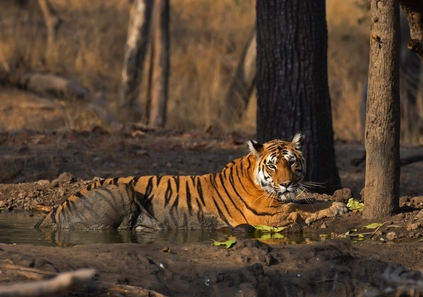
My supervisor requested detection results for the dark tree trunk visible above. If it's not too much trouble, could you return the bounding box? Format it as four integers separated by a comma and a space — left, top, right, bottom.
256, 1, 340, 194
364, 0, 401, 219
119, 0, 153, 120
146, 0, 170, 128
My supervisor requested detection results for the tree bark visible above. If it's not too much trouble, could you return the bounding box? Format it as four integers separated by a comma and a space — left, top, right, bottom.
221, 28, 256, 126
256, 1, 340, 194
399, 0, 423, 62
364, 0, 400, 219
145, 0, 170, 128
118, 0, 153, 117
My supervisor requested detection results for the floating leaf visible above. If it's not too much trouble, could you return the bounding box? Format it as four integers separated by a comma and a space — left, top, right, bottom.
346, 198, 364, 212
212, 239, 236, 249
252, 225, 286, 233
259, 233, 285, 240
364, 222, 384, 229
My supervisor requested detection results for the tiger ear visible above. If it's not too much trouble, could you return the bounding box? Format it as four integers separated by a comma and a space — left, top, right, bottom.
292, 133, 304, 150
247, 140, 264, 156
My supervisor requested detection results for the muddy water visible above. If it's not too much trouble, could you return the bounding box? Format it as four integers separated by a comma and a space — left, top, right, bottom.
0, 210, 322, 247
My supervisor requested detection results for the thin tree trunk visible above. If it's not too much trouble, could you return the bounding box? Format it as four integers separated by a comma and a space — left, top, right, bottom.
256, 1, 340, 194
364, 0, 400, 219
399, 10, 422, 144
119, 0, 153, 117
221, 28, 256, 127
145, 0, 170, 128
38, 0, 61, 62
399, 0, 423, 62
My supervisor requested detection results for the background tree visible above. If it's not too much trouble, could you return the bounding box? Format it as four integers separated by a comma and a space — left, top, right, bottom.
363, 0, 401, 219
119, 0, 153, 122
221, 28, 256, 127
256, 1, 340, 194
400, 0, 423, 62
38, 0, 61, 64
145, 0, 170, 128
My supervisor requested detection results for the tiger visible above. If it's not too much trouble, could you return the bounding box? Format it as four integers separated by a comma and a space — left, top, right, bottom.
35, 133, 348, 230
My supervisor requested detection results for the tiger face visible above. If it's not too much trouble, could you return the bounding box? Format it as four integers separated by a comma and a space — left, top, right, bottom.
247, 133, 306, 202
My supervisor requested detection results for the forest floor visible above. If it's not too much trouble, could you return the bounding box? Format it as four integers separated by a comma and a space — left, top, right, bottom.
0, 88, 423, 296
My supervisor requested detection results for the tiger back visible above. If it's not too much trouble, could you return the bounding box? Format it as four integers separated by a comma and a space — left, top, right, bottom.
35, 133, 348, 230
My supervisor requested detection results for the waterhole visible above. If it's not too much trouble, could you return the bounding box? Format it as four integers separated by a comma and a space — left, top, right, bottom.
0, 210, 323, 247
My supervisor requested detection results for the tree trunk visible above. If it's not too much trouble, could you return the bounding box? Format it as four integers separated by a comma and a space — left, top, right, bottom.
256, 1, 341, 194
221, 28, 256, 127
145, 0, 170, 128
118, 0, 153, 119
363, 0, 400, 219
38, 0, 61, 63
399, 0, 423, 62
399, 10, 422, 144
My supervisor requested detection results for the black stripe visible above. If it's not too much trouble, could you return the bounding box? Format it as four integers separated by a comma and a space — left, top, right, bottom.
211, 197, 230, 226
196, 178, 206, 206
195, 198, 204, 223
216, 172, 248, 222
174, 176, 180, 193
50, 207, 58, 224
185, 180, 192, 215
233, 163, 250, 194
208, 174, 232, 215
73, 191, 84, 198
169, 195, 179, 228
144, 176, 155, 197
156, 175, 164, 186
164, 179, 172, 207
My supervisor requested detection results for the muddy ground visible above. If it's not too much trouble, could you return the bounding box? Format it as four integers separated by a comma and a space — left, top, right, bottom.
0, 88, 423, 296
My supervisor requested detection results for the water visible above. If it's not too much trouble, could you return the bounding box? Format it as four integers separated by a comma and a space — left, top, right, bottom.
0, 210, 322, 247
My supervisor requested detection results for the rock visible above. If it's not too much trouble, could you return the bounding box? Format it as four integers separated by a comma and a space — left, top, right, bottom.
407, 223, 422, 231
320, 223, 327, 229
399, 196, 411, 205
411, 196, 423, 206
57, 172, 75, 184
332, 188, 352, 202
36, 180, 50, 186
416, 209, 423, 220
386, 232, 396, 241
391, 213, 405, 221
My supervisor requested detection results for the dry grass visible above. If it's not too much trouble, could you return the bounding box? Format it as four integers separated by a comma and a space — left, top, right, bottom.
0, 0, 421, 143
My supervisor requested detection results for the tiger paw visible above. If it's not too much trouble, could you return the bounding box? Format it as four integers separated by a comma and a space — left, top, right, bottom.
327, 202, 349, 219
304, 201, 348, 225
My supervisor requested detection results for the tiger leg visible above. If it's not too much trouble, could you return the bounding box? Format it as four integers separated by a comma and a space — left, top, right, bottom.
286, 201, 348, 225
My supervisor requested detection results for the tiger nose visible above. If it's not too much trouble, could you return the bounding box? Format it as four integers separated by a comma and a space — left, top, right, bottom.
280, 181, 291, 188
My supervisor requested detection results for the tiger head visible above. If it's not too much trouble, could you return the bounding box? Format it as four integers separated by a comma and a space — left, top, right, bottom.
247, 133, 306, 203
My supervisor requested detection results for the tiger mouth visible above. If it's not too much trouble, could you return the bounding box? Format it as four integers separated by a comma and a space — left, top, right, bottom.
277, 191, 297, 203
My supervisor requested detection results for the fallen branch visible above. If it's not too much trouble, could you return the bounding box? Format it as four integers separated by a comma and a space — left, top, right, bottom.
0, 268, 95, 297
1, 264, 56, 280
21, 73, 89, 101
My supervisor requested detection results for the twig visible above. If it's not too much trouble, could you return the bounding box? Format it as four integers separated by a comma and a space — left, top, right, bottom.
370, 221, 390, 238
0, 268, 95, 297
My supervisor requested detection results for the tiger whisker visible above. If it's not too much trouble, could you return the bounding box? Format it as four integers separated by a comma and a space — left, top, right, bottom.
302, 181, 326, 189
